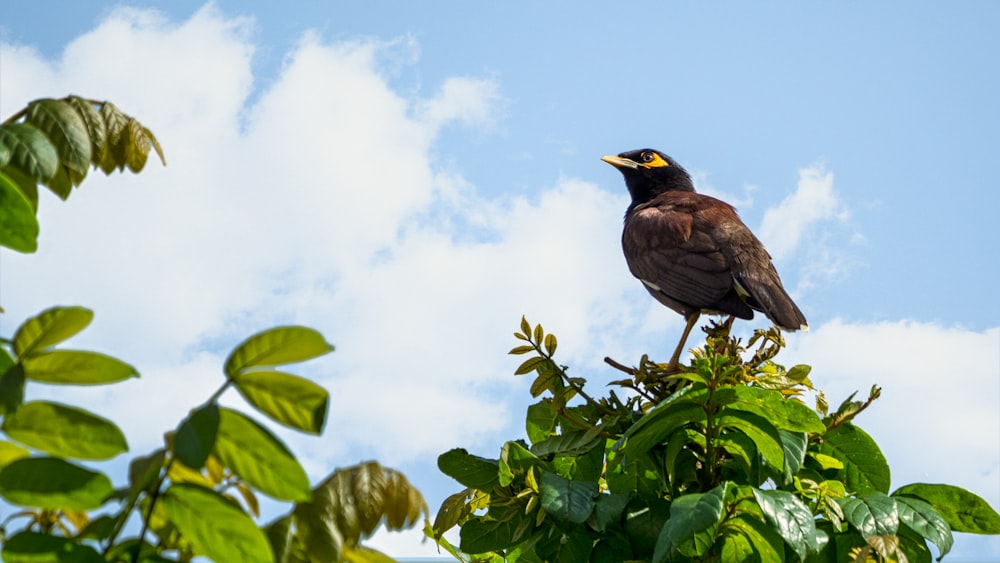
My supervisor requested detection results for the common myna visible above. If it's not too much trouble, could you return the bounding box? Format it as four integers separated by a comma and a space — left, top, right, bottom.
602, 149, 808, 370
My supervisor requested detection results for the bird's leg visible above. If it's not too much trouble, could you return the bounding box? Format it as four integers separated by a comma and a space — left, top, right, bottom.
666, 312, 700, 373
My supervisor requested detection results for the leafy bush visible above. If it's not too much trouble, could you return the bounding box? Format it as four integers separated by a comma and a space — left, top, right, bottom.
431, 318, 1000, 562
0, 96, 426, 562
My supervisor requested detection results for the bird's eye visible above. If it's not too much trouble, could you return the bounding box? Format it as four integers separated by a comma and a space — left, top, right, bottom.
641, 152, 655, 163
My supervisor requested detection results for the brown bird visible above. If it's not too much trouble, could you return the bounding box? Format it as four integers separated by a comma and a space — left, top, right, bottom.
602, 149, 807, 371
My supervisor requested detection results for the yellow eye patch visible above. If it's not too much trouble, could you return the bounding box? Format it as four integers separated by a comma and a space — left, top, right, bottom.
642, 152, 670, 168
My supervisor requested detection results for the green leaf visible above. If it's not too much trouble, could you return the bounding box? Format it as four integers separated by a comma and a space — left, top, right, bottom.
98, 102, 129, 173
1, 530, 104, 563
438, 448, 500, 490
0, 440, 30, 467
779, 430, 807, 485
539, 471, 598, 524
161, 483, 274, 563
514, 355, 546, 375
535, 527, 594, 563
458, 514, 522, 554
124, 119, 150, 172
894, 495, 953, 558
0, 123, 59, 182
819, 423, 890, 494
0, 171, 38, 253
589, 492, 630, 533
26, 99, 91, 175
620, 390, 709, 457
532, 427, 604, 458
224, 326, 333, 378
525, 400, 557, 444
718, 514, 785, 563
654, 483, 727, 560
715, 409, 784, 469
2, 400, 128, 460
21, 349, 138, 385
0, 457, 112, 510
128, 448, 166, 498
64, 96, 107, 165
213, 407, 310, 501
720, 386, 825, 433
753, 487, 820, 560
838, 492, 898, 537
174, 404, 219, 470
499, 440, 547, 486
893, 482, 1000, 534
544, 333, 558, 356
233, 370, 328, 434
0, 363, 26, 416
13, 306, 94, 358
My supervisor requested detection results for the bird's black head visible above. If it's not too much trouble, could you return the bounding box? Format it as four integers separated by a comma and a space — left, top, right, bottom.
601, 149, 696, 206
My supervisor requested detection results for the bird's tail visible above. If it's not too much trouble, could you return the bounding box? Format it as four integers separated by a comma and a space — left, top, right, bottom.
736, 275, 809, 332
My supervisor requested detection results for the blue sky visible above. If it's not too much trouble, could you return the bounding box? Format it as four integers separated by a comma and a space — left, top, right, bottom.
1, 2, 998, 560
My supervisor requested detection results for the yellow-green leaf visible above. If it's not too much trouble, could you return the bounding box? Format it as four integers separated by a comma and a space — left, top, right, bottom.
224, 326, 334, 378
2, 400, 128, 460
22, 349, 138, 385
234, 370, 328, 434
0, 171, 38, 253
213, 408, 310, 501
0, 457, 113, 510
13, 306, 94, 358
161, 484, 273, 563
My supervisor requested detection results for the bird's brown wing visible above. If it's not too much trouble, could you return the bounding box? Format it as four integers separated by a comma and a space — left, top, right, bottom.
623, 194, 753, 319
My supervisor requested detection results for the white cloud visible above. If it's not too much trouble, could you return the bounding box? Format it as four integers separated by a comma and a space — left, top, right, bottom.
3, 6, 996, 560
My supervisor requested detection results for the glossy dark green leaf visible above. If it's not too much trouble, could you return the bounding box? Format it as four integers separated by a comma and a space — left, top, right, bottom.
233, 370, 328, 434
753, 487, 819, 560
532, 427, 604, 458
589, 492, 630, 533
2, 400, 128, 460
438, 448, 500, 490
0, 123, 58, 182
654, 483, 727, 560
535, 527, 593, 563
719, 386, 825, 433
893, 482, 1000, 534
1, 530, 104, 563
161, 483, 273, 563
0, 171, 38, 253
213, 408, 310, 501
13, 306, 93, 358
838, 492, 898, 538
174, 404, 219, 470
819, 423, 890, 494
458, 514, 522, 554
22, 349, 138, 385
894, 495, 953, 558
0, 363, 26, 416
224, 326, 333, 378
539, 471, 598, 524
779, 430, 808, 485
0, 457, 112, 510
